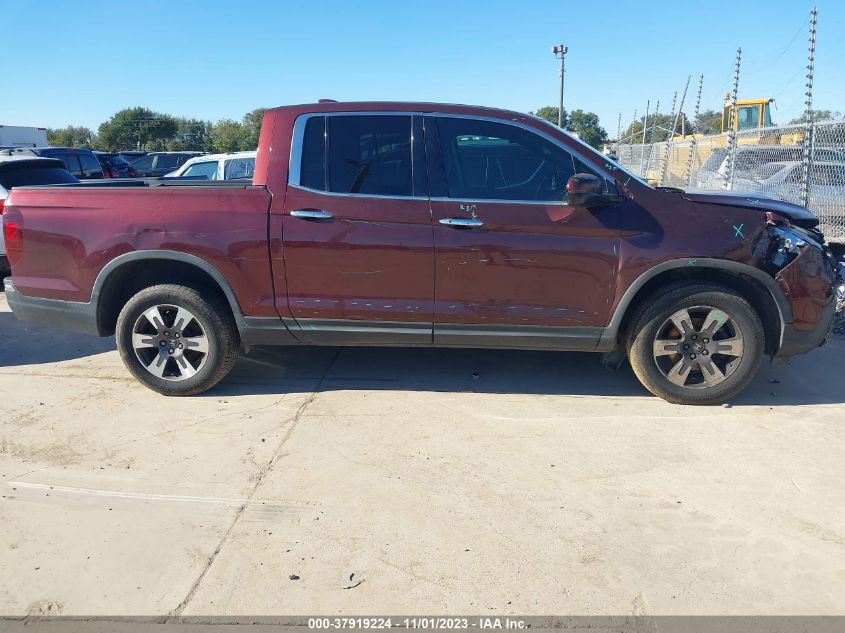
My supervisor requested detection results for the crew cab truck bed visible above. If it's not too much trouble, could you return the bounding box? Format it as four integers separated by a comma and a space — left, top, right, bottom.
3, 102, 839, 404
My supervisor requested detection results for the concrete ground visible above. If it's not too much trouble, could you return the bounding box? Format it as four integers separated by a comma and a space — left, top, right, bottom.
1, 292, 844, 616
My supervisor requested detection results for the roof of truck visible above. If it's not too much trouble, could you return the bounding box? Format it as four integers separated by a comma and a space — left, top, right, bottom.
271, 100, 531, 117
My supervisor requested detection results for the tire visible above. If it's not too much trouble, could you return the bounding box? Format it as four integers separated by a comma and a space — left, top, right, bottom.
627, 283, 764, 405
115, 284, 239, 396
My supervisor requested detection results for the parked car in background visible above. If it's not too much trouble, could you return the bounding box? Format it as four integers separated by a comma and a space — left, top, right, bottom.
94, 152, 137, 178
696, 145, 845, 190
130, 152, 203, 177
118, 150, 148, 163
732, 160, 845, 243
0, 152, 79, 274
2, 101, 839, 405
16, 147, 105, 179
165, 151, 256, 180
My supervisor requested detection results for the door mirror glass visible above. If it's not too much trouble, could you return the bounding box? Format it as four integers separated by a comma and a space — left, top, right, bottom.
566, 173, 619, 208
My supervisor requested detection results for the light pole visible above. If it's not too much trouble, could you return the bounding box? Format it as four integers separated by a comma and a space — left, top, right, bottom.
551, 44, 568, 128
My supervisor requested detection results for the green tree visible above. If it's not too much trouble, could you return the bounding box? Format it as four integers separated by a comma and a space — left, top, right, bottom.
240, 107, 267, 150
209, 119, 245, 153
694, 109, 723, 135
530, 106, 568, 128
567, 109, 608, 148
788, 110, 843, 124
47, 126, 95, 148
169, 118, 213, 151
97, 107, 178, 151
622, 113, 685, 144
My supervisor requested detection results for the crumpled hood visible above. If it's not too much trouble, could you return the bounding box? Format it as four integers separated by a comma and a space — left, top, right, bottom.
682, 190, 819, 229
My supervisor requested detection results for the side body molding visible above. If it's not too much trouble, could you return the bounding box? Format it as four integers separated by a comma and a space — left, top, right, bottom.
596, 257, 792, 351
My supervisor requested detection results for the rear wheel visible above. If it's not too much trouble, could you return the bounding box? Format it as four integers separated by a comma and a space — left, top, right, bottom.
116, 284, 239, 396
627, 284, 764, 405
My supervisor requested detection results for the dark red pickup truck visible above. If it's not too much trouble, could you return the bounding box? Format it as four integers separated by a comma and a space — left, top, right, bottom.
3, 102, 840, 404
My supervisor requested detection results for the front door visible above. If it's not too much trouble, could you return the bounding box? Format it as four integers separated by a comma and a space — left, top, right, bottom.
281, 113, 434, 345
426, 115, 621, 349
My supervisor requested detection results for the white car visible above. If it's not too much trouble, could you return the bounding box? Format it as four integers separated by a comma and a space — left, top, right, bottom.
696, 145, 845, 190
0, 153, 79, 274
165, 151, 256, 180
733, 160, 845, 242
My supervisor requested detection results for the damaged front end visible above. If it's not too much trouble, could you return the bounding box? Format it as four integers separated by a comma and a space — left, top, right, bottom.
761, 214, 840, 357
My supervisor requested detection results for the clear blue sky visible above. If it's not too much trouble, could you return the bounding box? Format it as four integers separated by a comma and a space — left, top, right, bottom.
4, 0, 844, 136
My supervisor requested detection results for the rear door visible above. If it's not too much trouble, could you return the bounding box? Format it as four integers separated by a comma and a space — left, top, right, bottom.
426, 115, 621, 349
280, 112, 434, 344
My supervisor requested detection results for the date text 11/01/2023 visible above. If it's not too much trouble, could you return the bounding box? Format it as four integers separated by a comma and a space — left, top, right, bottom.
307, 617, 528, 629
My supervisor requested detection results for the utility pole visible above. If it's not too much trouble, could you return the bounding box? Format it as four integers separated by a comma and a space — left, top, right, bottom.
551, 44, 568, 128
801, 6, 818, 208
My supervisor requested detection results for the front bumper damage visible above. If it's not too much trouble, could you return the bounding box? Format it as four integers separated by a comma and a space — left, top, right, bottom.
770, 234, 839, 359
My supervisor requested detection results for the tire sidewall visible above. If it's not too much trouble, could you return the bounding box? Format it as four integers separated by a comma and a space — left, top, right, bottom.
630, 288, 764, 404
116, 286, 230, 395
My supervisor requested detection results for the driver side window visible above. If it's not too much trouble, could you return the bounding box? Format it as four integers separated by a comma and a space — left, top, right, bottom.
434, 117, 598, 202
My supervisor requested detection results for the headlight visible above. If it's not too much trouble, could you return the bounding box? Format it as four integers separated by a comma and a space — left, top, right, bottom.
767, 226, 810, 269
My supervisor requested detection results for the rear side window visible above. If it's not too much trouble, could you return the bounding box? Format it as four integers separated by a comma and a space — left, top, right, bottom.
132, 155, 154, 170
223, 157, 255, 179
0, 166, 79, 189
327, 116, 412, 196
300, 117, 326, 190
434, 117, 588, 202
78, 153, 103, 177
155, 155, 180, 169
63, 155, 82, 175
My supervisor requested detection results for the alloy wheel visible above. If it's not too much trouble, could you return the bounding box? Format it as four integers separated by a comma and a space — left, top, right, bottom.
652, 305, 745, 389
131, 304, 209, 381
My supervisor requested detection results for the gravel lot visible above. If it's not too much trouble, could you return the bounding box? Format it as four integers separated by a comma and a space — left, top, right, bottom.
1, 292, 844, 616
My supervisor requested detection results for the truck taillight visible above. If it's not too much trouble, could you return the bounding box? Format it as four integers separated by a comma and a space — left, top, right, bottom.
3, 209, 22, 266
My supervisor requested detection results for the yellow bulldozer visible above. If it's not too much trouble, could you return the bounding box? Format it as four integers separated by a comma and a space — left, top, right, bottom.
652, 96, 805, 185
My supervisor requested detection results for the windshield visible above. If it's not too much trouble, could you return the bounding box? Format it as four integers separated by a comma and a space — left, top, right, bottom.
752, 163, 788, 181
529, 115, 652, 188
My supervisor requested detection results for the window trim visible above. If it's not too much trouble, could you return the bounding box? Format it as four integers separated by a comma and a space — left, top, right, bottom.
287, 110, 615, 204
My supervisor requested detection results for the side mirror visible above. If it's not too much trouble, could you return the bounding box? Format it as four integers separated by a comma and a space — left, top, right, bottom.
565, 173, 621, 208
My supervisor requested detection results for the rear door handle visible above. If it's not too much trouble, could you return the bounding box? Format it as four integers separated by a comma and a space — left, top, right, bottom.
290, 209, 333, 220
439, 218, 485, 228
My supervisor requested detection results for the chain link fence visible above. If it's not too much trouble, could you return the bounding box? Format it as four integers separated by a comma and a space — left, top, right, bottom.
617, 120, 845, 244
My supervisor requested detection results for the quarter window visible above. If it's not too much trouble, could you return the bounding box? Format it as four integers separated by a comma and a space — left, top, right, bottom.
300, 116, 326, 191
434, 117, 592, 202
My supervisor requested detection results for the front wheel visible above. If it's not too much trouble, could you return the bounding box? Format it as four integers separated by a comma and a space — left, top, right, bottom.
115, 284, 239, 396
627, 284, 764, 405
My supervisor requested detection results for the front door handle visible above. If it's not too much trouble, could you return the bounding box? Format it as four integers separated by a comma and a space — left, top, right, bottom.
439, 218, 485, 228
290, 209, 333, 220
